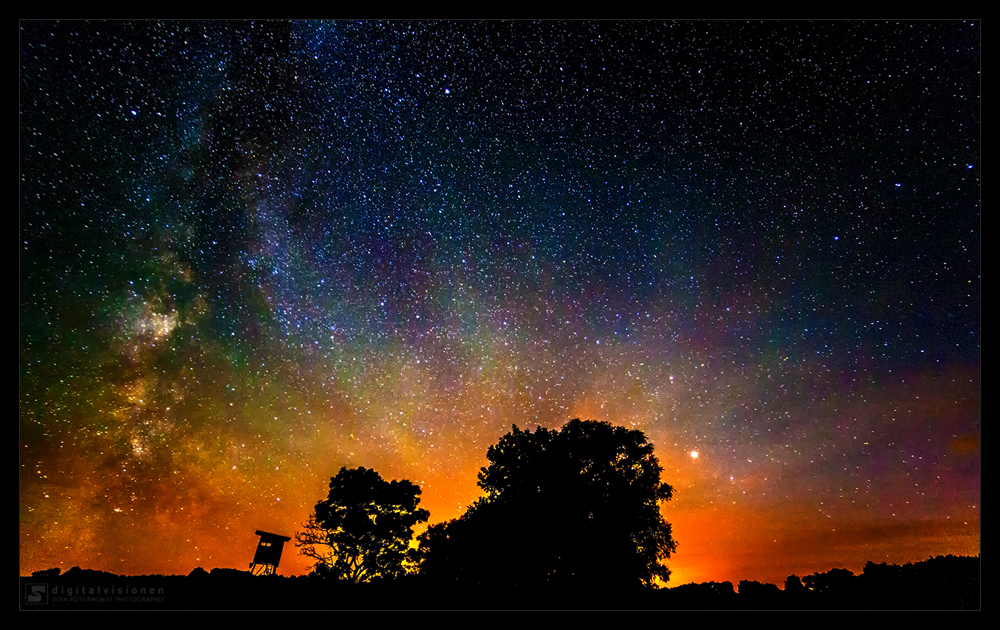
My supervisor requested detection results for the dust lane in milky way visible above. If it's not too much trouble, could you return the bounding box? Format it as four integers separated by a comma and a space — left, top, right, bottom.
20, 20, 979, 586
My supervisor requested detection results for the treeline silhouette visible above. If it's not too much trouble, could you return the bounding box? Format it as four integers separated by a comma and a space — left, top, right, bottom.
19, 421, 980, 609
659, 555, 981, 610
20, 555, 980, 609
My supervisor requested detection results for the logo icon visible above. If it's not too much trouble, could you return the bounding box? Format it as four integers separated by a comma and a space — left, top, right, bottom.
25, 583, 48, 605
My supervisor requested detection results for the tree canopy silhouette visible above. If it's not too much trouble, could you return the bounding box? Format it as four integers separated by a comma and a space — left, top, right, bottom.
414, 419, 676, 594
296, 466, 429, 583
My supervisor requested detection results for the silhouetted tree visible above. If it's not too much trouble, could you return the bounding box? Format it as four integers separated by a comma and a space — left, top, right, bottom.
784, 574, 805, 592
860, 556, 981, 609
415, 419, 676, 595
803, 567, 856, 595
660, 581, 737, 609
800, 567, 862, 607
738, 579, 781, 608
296, 466, 429, 583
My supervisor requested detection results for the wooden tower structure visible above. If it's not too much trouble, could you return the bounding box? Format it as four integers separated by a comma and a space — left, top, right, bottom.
249, 530, 292, 576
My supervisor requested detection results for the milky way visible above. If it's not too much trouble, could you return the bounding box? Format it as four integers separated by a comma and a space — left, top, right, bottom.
20, 20, 979, 586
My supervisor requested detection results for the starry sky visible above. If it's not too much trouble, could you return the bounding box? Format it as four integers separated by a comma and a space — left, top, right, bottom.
20, 20, 980, 587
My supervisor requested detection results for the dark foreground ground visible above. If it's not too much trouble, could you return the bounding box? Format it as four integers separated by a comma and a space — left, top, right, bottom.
20, 555, 979, 610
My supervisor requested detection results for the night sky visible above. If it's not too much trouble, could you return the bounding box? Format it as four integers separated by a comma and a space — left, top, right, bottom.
20, 20, 980, 587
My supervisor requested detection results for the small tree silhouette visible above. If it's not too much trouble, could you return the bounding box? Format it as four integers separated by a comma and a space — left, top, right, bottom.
296, 466, 429, 582
784, 574, 806, 593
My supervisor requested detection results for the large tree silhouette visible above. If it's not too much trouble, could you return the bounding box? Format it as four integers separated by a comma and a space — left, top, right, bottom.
415, 419, 676, 594
296, 466, 429, 582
